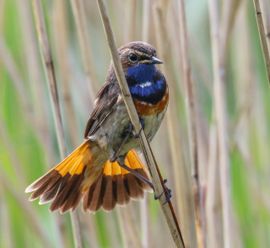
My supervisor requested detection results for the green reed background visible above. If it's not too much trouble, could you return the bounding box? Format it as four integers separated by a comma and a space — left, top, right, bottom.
0, 0, 270, 247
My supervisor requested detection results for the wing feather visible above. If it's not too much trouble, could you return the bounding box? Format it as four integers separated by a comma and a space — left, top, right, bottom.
84, 81, 120, 138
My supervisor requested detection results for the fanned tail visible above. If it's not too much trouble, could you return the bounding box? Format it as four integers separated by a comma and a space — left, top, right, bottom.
83, 150, 151, 212
26, 145, 151, 213
25, 141, 93, 213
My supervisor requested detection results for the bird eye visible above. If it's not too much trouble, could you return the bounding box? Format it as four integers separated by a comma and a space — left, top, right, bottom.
128, 53, 138, 63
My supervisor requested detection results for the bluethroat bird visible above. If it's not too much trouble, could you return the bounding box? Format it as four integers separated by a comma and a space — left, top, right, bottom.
25, 41, 169, 213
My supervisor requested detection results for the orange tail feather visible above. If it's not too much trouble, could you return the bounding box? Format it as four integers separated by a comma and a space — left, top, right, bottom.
83, 150, 151, 212
26, 144, 151, 213
25, 141, 93, 213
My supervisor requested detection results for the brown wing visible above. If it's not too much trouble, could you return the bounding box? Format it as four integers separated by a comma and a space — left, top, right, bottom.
84, 82, 120, 138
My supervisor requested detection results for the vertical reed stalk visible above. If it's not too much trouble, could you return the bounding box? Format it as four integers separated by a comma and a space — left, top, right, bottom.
252, 0, 270, 84
96, 0, 185, 246
206, 124, 222, 248
116, 209, 128, 248
0, 0, 4, 32
52, 0, 79, 146
154, 3, 197, 247
70, 0, 99, 98
177, 0, 204, 247
126, 0, 137, 42
0, 40, 31, 117
0, 198, 12, 248
142, 0, 151, 43
116, 206, 142, 247
0, 118, 27, 185
17, 0, 52, 155
31, 0, 83, 247
0, 165, 52, 247
141, 2, 152, 246
17, 1, 67, 245
208, 0, 232, 247
0, 39, 53, 161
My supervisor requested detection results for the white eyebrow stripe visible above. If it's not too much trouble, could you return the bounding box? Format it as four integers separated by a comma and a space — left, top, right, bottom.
139, 81, 153, 88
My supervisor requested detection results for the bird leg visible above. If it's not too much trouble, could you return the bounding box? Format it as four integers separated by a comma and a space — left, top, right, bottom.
117, 161, 154, 190
110, 120, 144, 162
153, 179, 172, 205
117, 156, 172, 204
110, 120, 171, 204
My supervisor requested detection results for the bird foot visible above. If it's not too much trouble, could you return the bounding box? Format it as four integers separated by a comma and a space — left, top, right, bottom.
154, 179, 172, 205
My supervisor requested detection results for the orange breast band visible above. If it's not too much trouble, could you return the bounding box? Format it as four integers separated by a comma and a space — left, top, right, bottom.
134, 88, 169, 116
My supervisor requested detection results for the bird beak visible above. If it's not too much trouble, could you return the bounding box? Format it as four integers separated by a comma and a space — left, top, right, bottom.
151, 56, 163, 64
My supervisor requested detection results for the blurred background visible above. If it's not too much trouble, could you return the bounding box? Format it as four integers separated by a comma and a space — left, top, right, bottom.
0, 0, 270, 247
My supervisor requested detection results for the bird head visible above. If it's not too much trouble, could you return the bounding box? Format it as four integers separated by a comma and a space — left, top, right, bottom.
118, 41, 162, 70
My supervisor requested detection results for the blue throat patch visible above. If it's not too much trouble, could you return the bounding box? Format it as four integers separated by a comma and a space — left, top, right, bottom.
127, 64, 166, 104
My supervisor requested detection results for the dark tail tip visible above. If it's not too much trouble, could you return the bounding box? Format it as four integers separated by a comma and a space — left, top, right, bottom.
83, 168, 151, 212
26, 168, 86, 213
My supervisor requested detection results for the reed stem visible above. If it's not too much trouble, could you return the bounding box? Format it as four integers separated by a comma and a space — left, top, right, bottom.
70, 0, 100, 97
31, 0, 83, 247
96, 0, 185, 247
177, 0, 204, 246
208, 0, 232, 247
252, 0, 270, 85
